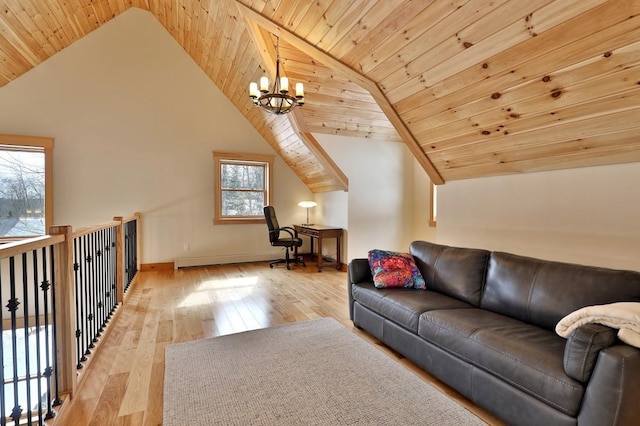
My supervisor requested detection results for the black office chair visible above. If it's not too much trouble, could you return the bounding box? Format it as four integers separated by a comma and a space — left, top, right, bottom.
263, 206, 306, 270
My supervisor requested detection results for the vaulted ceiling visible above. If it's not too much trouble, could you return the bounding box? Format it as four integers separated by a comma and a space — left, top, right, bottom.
1, 0, 639, 191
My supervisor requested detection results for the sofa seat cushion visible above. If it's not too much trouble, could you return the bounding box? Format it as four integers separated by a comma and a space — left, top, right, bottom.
351, 282, 472, 333
418, 308, 585, 416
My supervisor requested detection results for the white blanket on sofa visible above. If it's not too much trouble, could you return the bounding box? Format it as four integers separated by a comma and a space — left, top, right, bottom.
555, 302, 640, 348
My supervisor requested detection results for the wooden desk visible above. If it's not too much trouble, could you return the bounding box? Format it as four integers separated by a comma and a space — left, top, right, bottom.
294, 225, 343, 272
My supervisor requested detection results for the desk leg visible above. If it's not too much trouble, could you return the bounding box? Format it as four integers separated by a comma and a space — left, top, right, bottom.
310, 238, 315, 260
336, 234, 341, 270
317, 237, 323, 272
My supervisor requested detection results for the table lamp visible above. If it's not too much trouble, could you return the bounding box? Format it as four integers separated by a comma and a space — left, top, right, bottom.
298, 201, 318, 225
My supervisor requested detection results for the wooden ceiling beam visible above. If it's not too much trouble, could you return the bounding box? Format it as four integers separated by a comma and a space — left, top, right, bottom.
240, 12, 348, 192
290, 108, 349, 192
234, 0, 444, 185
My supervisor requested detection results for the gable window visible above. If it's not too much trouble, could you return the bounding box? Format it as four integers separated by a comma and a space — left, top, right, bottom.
0, 135, 53, 239
213, 152, 273, 225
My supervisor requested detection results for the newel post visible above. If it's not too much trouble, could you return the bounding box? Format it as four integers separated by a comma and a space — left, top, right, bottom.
49, 225, 78, 399
113, 217, 125, 304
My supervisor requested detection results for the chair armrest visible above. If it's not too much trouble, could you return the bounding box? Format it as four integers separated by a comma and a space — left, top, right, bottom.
280, 226, 298, 237
277, 227, 297, 240
563, 323, 617, 382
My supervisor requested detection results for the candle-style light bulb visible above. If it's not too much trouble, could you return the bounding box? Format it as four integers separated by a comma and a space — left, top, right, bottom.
295, 82, 304, 98
249, 82, 259, 98
280, 77, 289, 93
260, 76, 269, 92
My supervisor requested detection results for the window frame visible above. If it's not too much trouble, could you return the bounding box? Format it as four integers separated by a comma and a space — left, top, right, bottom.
213, 151, 273, 225
0, 134, 53, 240
429, 181, 437, 227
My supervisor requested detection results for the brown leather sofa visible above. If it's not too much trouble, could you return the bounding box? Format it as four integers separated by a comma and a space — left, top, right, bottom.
348, 240, 640, 425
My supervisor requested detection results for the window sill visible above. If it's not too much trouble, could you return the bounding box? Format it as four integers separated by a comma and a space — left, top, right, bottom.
213, 218, 266, 225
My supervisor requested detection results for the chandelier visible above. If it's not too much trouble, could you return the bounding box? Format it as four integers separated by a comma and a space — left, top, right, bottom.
249, 37, 304, 115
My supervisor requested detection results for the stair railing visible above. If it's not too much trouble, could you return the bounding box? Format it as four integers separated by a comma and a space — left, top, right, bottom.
0, 213, 141, 425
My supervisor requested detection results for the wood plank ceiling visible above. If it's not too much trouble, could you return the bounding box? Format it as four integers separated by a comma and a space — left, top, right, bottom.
1, 0, 639, 191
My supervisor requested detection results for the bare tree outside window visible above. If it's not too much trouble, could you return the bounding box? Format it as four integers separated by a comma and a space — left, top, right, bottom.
221, 162, 266, 216
0, 149, 46, 237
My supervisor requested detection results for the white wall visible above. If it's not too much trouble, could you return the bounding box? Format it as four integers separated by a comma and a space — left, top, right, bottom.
312, 188, 348, 259
0, 8, 313, 265
412, 157, 437, 243
315, 133, 432, 262
437, 162, 640, 272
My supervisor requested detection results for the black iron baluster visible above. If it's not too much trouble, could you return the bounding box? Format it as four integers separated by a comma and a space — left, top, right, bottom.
133, 220, 138, 281
8, 257, 23, 424
99, 229, 106, 332
49, 246, 61, 409
106, 228, 113, 319
129, 221, 133, 288
40, 247, 54, 420
124, 219, 138, 293
94, 232, 100, 343
112, 227, 117, 312
90, 232, 98, 344
73, 238, 83, 368
0, 260, 6, 425
83, 235, 93, 352
21, 253, 32, 425
124, 229, 129, 293
49, 246, 62, 410
33, 249, 44, 424
81, 237, 89, 361
111, 236, 117, 312
105, 228, 113, 317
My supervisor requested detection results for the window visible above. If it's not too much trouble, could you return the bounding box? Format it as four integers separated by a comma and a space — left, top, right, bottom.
213, 152, 273, 224
0, 135, 53, 238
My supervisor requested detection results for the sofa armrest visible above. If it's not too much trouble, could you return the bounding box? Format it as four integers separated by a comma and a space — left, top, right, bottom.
577, 344, 640, 425
348, 258, 372, 284
347, 259, 372, 321
564, 323, 617, 382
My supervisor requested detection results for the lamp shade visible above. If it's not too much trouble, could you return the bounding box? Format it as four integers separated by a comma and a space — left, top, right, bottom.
298, 201, 317, 225
298, 201, 318, 208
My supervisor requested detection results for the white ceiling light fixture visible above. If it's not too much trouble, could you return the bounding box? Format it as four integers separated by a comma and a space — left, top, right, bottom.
249, 36, 304, 115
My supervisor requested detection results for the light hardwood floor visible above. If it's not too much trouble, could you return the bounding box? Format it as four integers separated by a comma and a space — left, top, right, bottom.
56, 262, 503, 425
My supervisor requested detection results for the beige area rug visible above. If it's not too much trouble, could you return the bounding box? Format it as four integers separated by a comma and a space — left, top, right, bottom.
163, 317, 486, 425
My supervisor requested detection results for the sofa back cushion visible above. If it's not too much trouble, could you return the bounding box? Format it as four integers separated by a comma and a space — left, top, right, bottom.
409, 241, 489, 306
482, 252, 640, 330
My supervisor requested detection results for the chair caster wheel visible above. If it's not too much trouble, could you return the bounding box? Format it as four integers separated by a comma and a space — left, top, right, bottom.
269, 264, 274, 269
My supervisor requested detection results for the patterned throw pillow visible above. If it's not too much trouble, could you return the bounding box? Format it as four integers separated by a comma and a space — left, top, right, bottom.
367, 249, 426, 289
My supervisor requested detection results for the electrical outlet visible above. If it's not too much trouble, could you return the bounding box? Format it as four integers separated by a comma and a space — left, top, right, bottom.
183, 243, 190, 251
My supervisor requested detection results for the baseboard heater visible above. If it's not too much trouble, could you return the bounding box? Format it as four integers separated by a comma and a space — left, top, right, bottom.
174, 252, 276, 269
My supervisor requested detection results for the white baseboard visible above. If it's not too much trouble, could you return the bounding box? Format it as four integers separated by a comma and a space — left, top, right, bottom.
174, 252, 278, 269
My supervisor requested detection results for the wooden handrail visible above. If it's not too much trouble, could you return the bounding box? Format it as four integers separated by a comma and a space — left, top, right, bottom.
72, 221, 121, 239
0, 234, 65, 260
